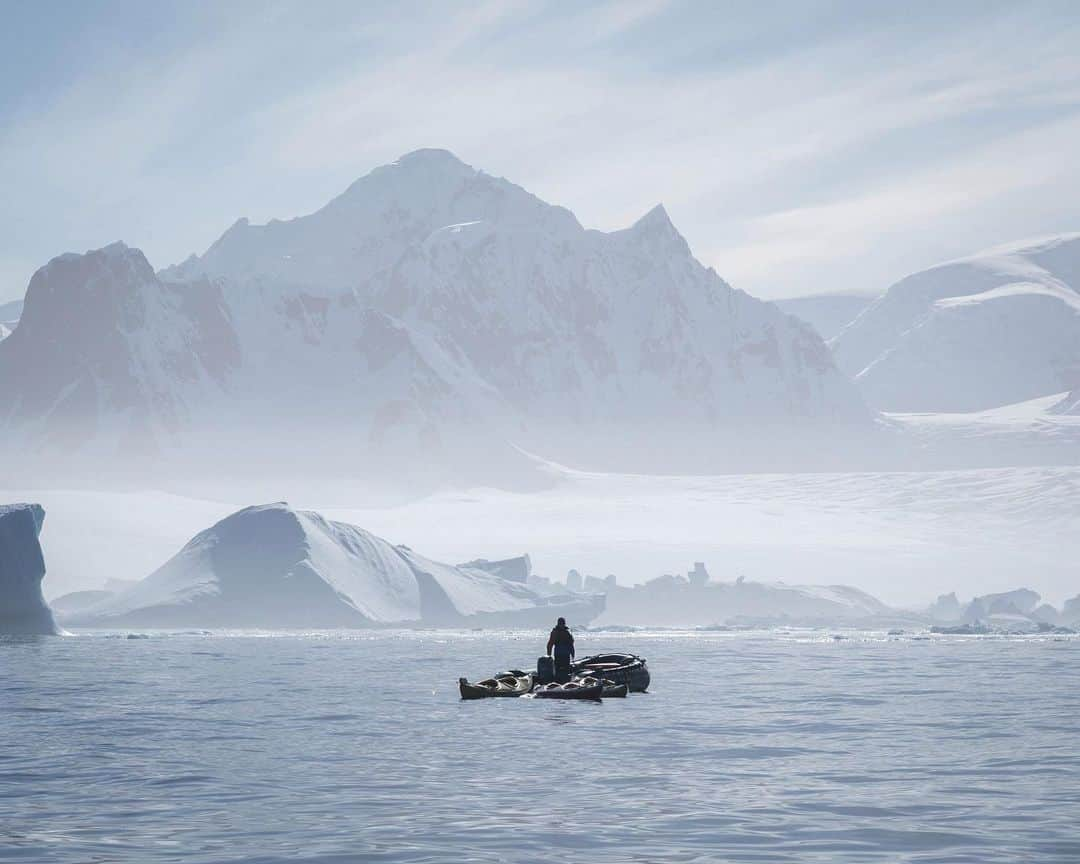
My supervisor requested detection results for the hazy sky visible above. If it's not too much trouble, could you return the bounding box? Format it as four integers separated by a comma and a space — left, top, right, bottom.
2, 0, 1079, 304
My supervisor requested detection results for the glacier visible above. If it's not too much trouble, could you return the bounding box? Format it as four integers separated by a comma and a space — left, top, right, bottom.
0, 503, 59, 635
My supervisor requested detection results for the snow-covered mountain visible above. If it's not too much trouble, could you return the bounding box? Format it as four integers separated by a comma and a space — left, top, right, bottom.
831, 234, 1080, 412
0, 243, 238, 458
0, 150, 866, 483
64, 502, 602, 628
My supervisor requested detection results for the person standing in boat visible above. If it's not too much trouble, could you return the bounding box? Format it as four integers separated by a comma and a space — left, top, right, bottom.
546, 617, 575, 681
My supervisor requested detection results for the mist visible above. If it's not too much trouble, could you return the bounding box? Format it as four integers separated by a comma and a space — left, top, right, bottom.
2, 4, 1079, 863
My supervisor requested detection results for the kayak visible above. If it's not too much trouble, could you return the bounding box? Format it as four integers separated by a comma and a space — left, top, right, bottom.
569, 673, 627, 698
459, 671, 533, 700
572, 653, 650, 692
531, 677, 604, 700
598, 679, 628, 698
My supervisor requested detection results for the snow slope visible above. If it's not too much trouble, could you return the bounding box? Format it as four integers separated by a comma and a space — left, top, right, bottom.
66, 502, 602, 628
0, 150, 867, 485
0, 503, 59, 634
775, 293, 876, 341
884, 391, 1080, 468
1053, 388, 1080, 415
831, 234, 1080, 412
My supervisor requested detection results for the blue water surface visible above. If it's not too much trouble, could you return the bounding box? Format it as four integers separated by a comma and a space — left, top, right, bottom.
2, 630, 1078, 863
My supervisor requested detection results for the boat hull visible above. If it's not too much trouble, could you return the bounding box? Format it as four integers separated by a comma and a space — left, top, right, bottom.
459, 673, 533, 700
532, 681, 603, 700
572, 653, 650, 692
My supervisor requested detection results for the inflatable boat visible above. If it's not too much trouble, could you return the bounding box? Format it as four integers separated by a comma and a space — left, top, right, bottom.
572, 653, 650, 692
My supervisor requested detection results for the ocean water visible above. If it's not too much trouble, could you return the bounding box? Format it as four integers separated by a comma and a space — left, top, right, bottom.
1, 630, 1078, 863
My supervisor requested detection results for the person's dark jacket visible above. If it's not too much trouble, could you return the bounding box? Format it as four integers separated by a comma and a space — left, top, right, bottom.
546, 624, 575, 659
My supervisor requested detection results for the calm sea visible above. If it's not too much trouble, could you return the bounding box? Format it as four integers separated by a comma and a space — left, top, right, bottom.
2, 630, 1078, 863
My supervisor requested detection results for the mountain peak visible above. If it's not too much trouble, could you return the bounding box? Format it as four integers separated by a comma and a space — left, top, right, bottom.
38, 241, 154, 287
621, 203, 689, 254
395, 145, 466, 163
628, 203, 683, 240
392, 148, 471, 170
633, 203, 673, 229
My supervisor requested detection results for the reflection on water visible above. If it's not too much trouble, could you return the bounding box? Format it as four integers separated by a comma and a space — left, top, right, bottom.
1, 629, 1078, 863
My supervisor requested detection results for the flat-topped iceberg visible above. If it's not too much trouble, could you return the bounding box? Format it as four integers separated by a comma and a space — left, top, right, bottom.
65, 503, 602, 629
0, 503, 59, 635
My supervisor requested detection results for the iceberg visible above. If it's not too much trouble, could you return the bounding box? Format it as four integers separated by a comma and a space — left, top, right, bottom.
594, 570, 892, 628
65, 503, 602, 629
0, 503, 59, 635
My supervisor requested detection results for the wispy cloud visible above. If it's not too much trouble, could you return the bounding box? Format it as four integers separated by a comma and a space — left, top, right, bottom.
0, 1, 1078, 302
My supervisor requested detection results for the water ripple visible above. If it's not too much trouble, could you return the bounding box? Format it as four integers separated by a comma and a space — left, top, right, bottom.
1, 630, 1077, 862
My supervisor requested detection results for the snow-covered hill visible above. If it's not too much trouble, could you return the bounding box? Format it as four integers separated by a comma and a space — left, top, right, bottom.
831, 234, 1080, 412
65, 502, 602, 628
0, 150, 867, 484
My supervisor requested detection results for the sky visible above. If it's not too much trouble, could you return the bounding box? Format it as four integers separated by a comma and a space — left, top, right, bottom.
2, 0, 1079, 304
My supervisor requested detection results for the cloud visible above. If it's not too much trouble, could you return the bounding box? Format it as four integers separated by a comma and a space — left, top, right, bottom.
0, 2, 1078, 303
712, 109, 1080, 295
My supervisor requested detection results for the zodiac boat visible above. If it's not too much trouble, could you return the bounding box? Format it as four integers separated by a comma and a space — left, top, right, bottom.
571, 653, 650, 692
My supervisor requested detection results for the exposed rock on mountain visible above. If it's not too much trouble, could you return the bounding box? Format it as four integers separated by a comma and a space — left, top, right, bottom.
0, 503, 59, 635
831, 234, 1080, 412
64, 503, 602, 628
0, 243, 238, 457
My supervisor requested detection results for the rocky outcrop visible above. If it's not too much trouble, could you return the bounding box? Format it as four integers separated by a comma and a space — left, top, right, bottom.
0, 503, 59, 635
